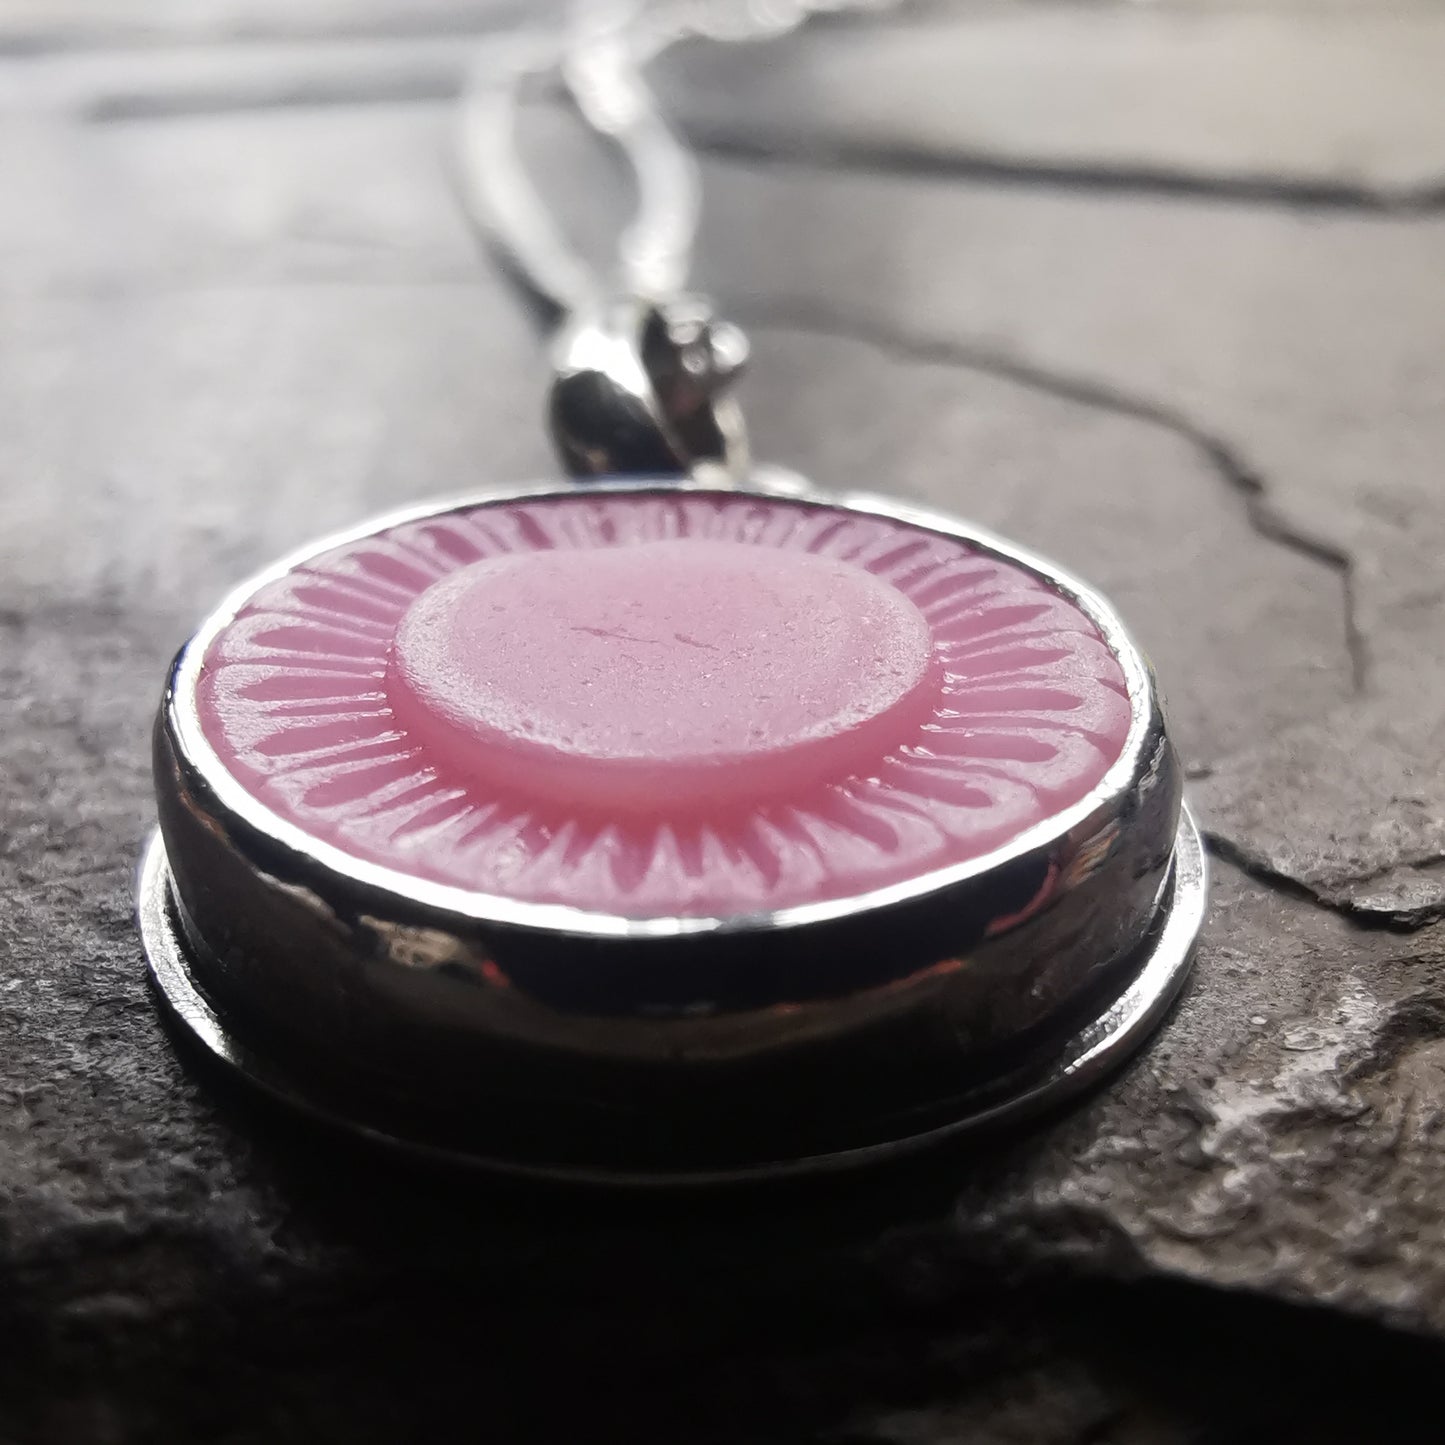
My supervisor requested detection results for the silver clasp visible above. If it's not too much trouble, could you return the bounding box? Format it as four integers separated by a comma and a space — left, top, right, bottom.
548, 294, 750, 483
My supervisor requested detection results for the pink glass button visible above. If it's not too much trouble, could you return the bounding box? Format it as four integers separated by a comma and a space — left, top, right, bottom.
390, 539, 938, 814
197, 493, 1132, 916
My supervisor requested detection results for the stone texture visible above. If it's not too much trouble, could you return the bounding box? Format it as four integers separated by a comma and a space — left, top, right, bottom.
685, 118, 1445, 927
7, 5, 1445, 1442
0, 0, 533, 47
661, 6, 1445, 203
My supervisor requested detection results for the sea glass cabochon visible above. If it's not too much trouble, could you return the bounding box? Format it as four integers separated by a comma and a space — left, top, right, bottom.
191, 490, 1135, 917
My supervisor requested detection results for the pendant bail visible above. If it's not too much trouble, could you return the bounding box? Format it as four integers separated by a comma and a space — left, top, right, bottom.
548, 294, 750, 482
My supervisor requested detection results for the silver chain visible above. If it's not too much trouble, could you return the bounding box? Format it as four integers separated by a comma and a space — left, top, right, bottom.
456, 0, 901, 321
454, 0, 901, 481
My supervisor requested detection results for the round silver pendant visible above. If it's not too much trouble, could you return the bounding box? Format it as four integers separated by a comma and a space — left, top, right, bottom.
139, 478, 1206, 1184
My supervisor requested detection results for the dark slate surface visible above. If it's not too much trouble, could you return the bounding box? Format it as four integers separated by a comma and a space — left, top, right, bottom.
0, 0, 535, 47
6, 5, 1445, 1441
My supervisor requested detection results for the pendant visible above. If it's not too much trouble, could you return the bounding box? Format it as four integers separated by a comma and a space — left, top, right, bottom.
138, 298, 1205, 1182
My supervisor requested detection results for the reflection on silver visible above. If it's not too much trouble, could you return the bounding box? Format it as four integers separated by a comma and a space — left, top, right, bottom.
138, 817, 1204, 1185
140, 478, 1206, 1182
550, 294, 751, 480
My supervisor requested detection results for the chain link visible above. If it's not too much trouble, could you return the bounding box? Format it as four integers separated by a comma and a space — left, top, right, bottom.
633, 0, 902, 55
456, 0, 901, 321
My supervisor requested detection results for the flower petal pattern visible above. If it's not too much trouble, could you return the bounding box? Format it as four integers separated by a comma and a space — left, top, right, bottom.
196, 493, 1132, 915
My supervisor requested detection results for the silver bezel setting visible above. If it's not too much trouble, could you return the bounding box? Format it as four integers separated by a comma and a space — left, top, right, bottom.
139, 811, 1203, 1185
140, 478, 1206, 1182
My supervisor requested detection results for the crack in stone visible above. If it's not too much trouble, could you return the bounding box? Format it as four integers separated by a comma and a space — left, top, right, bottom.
1327, 851, 1445, 896
691, 133, 1445, 217
0, 8, 531, 59
72, 76, 1445, 220
737, 302, 1394, 926
1207, 833, 1445, 931
55, 60, 1445, 227
82, 72, 464, 123
740, 300, 1368, 696
1200, 833, 1344, 913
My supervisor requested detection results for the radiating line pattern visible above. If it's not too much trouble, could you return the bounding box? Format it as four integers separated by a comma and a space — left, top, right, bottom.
196, 494, 1132, 915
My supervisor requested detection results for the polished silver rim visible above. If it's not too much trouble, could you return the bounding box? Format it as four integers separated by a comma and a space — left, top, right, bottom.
162, 477, 1160, 939
138, 808, 1205, 1187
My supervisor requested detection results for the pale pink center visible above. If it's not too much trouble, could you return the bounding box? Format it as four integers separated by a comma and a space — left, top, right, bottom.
387, 540, 935, 814
193, 493, 1136, 915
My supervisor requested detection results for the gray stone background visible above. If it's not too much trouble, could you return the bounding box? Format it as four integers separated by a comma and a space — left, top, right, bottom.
5, 1, 1445, 1440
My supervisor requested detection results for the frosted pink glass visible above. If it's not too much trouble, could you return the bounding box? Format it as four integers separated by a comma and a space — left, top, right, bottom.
197, 493, 1133, 916
389, 540, 936, 815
